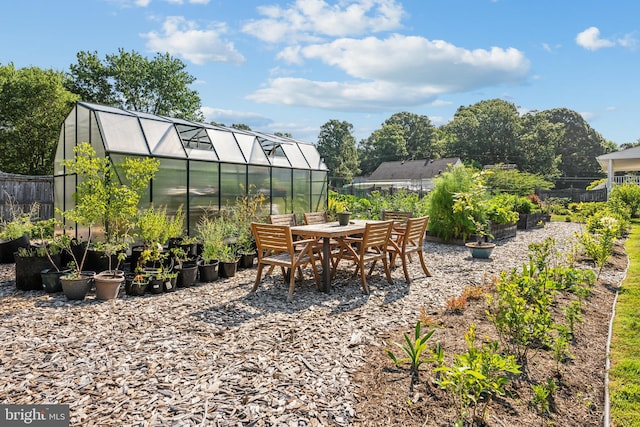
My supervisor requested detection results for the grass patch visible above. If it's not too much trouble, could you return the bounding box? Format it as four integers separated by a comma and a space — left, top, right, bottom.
609, 220, 640, 426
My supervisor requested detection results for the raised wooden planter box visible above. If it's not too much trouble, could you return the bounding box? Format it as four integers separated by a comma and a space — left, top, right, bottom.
516, 213, 546, 230
489, 221, 517, 241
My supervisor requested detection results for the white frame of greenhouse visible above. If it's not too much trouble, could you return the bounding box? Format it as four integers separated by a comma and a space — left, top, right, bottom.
54, 102, 328, 235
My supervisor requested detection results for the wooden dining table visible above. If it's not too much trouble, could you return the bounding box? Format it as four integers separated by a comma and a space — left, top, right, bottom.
290, 219, 379, 292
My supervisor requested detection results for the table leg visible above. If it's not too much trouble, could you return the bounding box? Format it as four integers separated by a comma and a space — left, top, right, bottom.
321, 237, 331, 292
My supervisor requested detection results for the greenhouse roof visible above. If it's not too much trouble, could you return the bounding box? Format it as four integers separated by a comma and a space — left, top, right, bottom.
74, 102, 327, 170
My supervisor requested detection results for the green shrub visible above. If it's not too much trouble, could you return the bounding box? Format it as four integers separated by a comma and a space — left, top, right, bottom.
609, 182, 640, 217
426, 165, 482, 241
434, 324, 521, 425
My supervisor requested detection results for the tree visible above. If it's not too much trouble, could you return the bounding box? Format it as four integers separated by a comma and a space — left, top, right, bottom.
444, 99, 522, 167
358, 123, 408, 176
383, 112, 438, 159
65, 49, 203, 121
316, 120, 359, 186
541, 108, 613, 177
232, 123, 252, 131
517, 112, 562, 177
0, 63, 78, 175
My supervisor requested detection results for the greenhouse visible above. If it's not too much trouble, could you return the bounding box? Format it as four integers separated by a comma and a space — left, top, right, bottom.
54, 102, 328, 235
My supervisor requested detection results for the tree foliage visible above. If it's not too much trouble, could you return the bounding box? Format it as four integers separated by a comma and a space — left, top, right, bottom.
65, 49, 203, 121
444, 99, 522, 167
0, 63, 78, 175
316, 120, 359, 186
359, 112, 437, 176
541, 108, 613, 177
485, 168, 554, 196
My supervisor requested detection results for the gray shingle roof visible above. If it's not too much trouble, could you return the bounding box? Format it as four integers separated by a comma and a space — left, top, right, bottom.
368, 158, 461, 181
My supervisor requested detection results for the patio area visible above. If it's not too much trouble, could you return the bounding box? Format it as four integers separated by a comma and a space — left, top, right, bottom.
0, 222, 624, 426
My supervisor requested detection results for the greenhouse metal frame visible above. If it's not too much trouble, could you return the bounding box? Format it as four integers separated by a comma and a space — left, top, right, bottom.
54, 102, 328, 235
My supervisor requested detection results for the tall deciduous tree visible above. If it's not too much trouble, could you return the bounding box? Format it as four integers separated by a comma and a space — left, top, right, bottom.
0, 63, 78, 175
65, 49, 203, 121
444, 99, 522, 166
383, 112, 438, 159
517, 111, 562, 177
358, 123, 408, 176
541, 108, 614, 177
316, 120, 359, 186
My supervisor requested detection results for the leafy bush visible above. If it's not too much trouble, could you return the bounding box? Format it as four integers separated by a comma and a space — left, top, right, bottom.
609, 182, 640, 217
485, 168, 554, 196
434, 324, 521, 425
426, 165, 482, 241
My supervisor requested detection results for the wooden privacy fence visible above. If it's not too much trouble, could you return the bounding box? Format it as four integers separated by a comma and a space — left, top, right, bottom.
537, 188, 607, 203
0, 173, 54, 221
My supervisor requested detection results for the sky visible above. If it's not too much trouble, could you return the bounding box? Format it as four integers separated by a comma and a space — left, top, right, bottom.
2, 0, 639, 147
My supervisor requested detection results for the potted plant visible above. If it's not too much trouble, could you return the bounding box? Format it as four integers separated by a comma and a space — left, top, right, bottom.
0, 201, 36, 264
61, 142, 159, 272
93, 242, 127, 300
134, 205, 177, 271
12, 217, 63, 291
171, 246, 198, 287
125, 272, 148, 296
196, 215, 223, 282
218, 244, 239, 278
464, 216, 496, 259
337, 210, 352, 226
236, 226, 256, 269
27, 218, 74, 293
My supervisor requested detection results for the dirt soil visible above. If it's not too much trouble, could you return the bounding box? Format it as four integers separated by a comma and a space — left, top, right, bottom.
351, 241, 628, 427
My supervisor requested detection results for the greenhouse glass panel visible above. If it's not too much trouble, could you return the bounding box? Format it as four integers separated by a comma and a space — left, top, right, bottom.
293, 169, 311, 213
268, 146, 291, 168
152, 158, 188, 222
110, 154, 151, 206
272, 167, 292, 214
141, 119, 185, 158
189, 160, 219, 229
97, 112, 149, 155
54, 133, 65, 175
185, 147, 218, 161
312, 171, 328, 212
247, 165, 270, 214
299, 143, 325, 170
76, 105, 90, 148
236, 133, 270, 165
64, 108, 77, 162
281, 143, 310, 169
208, 129, 246, 164
90, 111, 105, 157
53, 176, 64, 222
220, 163, 246, 210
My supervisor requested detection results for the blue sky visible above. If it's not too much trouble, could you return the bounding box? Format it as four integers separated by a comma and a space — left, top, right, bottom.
2, 0, 639, 146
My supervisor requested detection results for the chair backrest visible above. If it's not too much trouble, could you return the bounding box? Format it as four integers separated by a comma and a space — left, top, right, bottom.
403, 216, 429, 249
269, 213, 297, 226
252, 222, 293, 256
362, 220, 394, 251
304, 211, 328, 225
381, 211, 412, 224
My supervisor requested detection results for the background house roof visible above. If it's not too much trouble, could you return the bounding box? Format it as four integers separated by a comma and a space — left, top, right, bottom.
368, 158, 461, 181
596, 146, 640, 172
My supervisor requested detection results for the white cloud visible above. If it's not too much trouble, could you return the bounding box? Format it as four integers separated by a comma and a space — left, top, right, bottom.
242, 0, 405, 43
576, 27, 616, 51
200, 107, 272, 127
142, 16, 245, 64
248, 35, 530, 111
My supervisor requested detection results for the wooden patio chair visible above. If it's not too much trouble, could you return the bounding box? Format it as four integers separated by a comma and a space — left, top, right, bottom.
269, 213, 297, 226
330, 220, 394, 294
387, 215, 431, 283
251, 222, 320, 302
381, 210, 412, 231
303, 211, 329, 225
